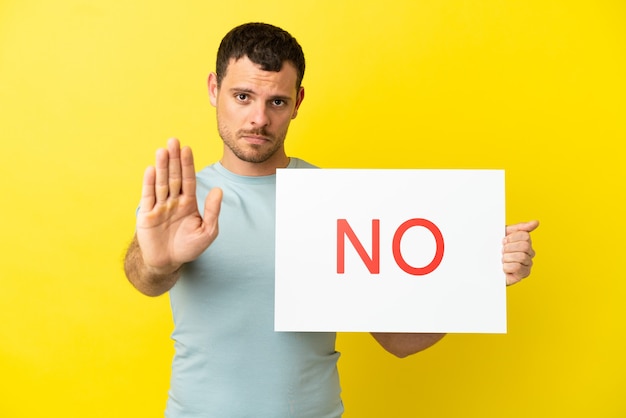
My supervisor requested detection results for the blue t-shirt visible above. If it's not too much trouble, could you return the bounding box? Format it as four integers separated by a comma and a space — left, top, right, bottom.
165, 159, 343, 418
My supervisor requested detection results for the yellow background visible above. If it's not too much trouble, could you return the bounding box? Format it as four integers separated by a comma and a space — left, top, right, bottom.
1, 1, 624, 416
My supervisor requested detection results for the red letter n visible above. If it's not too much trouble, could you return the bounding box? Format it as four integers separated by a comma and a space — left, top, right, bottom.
337, 219, 380, 274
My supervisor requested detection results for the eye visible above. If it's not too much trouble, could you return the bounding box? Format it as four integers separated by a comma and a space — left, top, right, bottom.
272, 99, 285, 107
235, 93, 248, 102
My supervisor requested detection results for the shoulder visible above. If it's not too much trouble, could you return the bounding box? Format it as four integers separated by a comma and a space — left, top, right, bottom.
288, 158, 318, 169
196, 162, 220, 177
195, 162, 224, 191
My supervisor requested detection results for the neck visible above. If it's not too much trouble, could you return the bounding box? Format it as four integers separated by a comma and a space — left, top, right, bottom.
220, 150, 290, 176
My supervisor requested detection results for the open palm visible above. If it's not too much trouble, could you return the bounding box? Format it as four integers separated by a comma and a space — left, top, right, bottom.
136, 138, 222, 274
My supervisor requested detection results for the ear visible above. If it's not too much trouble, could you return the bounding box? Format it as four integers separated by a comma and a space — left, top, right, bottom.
291, 86, 305, 119
208, 72, 219, 107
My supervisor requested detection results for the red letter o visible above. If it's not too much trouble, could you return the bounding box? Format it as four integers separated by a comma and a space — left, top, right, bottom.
392, 218, 444, 276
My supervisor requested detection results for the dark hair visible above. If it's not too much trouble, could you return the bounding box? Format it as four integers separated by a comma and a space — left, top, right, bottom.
216, 22, 305, 90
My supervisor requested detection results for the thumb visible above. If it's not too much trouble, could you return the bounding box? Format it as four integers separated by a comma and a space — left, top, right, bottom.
506, 220, 540, 235
203, 187, 223, 226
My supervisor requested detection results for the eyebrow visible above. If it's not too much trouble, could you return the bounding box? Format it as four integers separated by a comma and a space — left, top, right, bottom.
229, 87, 255, 94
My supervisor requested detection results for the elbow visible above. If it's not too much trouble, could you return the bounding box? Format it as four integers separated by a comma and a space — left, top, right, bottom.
386, 343, 435, 359
388, 348, 417, 359
372, 332, 447, 358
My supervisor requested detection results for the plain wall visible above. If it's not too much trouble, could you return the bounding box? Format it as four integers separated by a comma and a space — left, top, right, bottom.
1, 1, 624, 416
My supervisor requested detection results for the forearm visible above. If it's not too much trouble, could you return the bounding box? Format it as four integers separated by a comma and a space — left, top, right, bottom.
124, 234, 182, 297
371, 332, 446, 358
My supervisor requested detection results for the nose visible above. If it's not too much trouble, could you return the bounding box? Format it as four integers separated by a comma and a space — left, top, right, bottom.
249, 102, 270, 127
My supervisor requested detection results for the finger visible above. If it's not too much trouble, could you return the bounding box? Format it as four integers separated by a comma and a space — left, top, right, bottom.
505, 230, 532, 243
203, 187, 223, 223
201, 188, 222, 245
506, 268, 531, 286
504, 260, 532, 285
139, 166, 156, 213
502, 251, 534, 267
181, 146, 196, 197
155, 147, 169, 203
506, 220, 539, 235
504, 261, 533, 275
167, 138, 182, 199
503, 239, 535, 258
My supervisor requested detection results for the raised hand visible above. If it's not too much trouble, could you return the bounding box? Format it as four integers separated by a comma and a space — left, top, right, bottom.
125, 138, 222, 295
502, 220, 539, 285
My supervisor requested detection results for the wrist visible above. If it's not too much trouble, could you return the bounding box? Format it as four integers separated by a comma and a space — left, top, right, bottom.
144, 262, 183, 279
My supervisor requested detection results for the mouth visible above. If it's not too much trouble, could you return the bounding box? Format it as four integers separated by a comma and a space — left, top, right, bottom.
240, 133, 271, 145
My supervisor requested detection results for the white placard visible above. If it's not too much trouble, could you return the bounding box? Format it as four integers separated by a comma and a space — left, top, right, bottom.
275, 169, 506, 333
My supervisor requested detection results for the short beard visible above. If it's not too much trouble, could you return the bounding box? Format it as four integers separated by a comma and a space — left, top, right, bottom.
218, 123, 286, 164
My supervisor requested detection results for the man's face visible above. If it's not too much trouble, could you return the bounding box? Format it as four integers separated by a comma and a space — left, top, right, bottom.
209, 56, 304, 174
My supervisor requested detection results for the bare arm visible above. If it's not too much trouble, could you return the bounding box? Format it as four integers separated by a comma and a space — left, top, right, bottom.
370, 333, 446, 358
123, 138, 222, 296
124, 234, 182, 296
372, 220, 540, 357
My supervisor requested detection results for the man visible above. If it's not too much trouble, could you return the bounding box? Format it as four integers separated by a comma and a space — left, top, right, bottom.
124, 22, 539, 417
